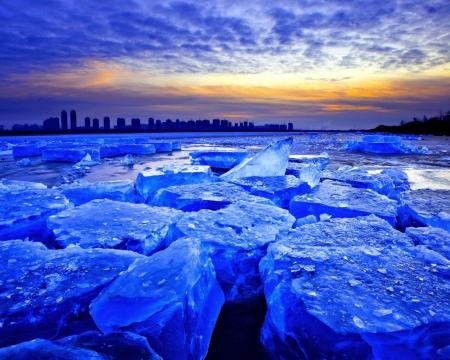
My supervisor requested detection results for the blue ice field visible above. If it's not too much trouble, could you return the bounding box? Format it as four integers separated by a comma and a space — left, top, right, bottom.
189, 150, 251, 169
342, 135, 430, 154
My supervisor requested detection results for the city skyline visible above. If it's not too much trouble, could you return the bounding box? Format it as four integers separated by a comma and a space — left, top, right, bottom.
1, 1, 450, 130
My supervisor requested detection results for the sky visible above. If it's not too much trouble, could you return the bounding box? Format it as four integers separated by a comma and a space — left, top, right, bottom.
1, 0, 450, 130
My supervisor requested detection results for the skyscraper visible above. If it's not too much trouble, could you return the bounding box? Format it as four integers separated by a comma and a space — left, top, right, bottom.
61, 110, 68, 130
85, 117, 91, 129
104, 116, 110, 130
131, 118, 141, 130
70, 110, 77, 130
92, 118, 99, 130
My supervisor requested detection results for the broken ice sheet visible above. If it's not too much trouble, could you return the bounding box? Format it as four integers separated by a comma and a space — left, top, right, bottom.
189, 150, 251, 169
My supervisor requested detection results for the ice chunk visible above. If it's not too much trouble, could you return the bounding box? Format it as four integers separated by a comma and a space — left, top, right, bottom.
0, 179, 47, 192
171, 141, 181, 151
120, 154, 134, 165
150, 142, 172, 152
342, 135, 428, 154
42, 146, 101, 162
0, 240, 144, 348
15, 158, 31, 166
90, 238, 224, 360
260, 215, 450, 359
12, 144, 44, 157
220, 138, 293, 181
189, 150, 251, 169
321, 167, 394, 196
150, 181, 274, 211
299, 163, 321, 187
379, 168, 410, 200
289, 180, 398, 227
0, 188, 71, 244
406, 226, 450, 260
99, 144, 121, 157
47, 199, 181, 255
136, 165, 213, 202
289, 153, 330, 171
228, 175, 311, 209
61, 180, 136, 206
174, 201, 295, 302
294, 214, 317, 228
73, 153, 100, 169
398, 189, 450, 231
118, 144, 156, 155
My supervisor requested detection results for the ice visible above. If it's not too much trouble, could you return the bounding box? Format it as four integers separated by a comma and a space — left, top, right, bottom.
117, 144, 156, 155
173, 201, 295, 302
151, 142, 172, 152
72, 153, 100, 169
136, 165, 213, 202
189, 150, 251, 169
120, 154, 134, 165
12, 144, 43, 157
289, 180, 398, 227
90, 238, 224, 360
406, 227, 450, 260
228, 175, 311, 209
289, 153, 330, 171
321, 167, 394, 196
61, 180, 136, 206
99, 144, 121, 157
47, 199, 181, 255
0, 240, 144, 348
260, 215, 450, 359
15, 158, 31, 166
398, 189, 450, 231
294, 214, 317, 228
342, 135, 429, 154
150, 181, 274, 211
0, 188, 71, 244
220, 138, 293, 181
0, 179, 47, 192
42, 146, 101, 162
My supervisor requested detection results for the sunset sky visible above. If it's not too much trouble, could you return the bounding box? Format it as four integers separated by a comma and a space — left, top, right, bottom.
1, 0, 450, 129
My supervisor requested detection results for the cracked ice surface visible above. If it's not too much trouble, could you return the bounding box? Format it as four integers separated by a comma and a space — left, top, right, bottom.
289, 180, 398, 227
90, 238, 224, 360
47, 199, 182, 255
260, 215, 450, 359
150, 181, 274, 211
174, 201, 295, 302
406, 226, 450, 261
0, 240, 144, 348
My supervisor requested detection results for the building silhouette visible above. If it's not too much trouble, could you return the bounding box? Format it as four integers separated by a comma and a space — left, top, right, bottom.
43, 117, 59, 130
155, 119, 162, 130
131, 118, 141, 130
104, 116, 110, 130
116, 117, 126, 129
70, 110, 77, 130
85, 117, 91, 129
61, 110, 68, 130
148, 118, 154, 130
92, 118, 99, 130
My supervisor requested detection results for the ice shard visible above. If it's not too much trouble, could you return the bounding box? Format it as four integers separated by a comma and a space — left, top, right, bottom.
42, 147, 101, 163
47, 199, 182, 255
150, 181, 274, 211
90, 238, 224, 360
136, 165, 213, 202
189, 150, 251, 169
289, 180, 398, 227
406, 226, 450, 260
220, 138, 293, 181
260, 215, 450, 359
174, 201, 295, 302
117, 144, 156, 155
0, 240, 144, 348
288, 153, 330, 171
0, 179, 47, 192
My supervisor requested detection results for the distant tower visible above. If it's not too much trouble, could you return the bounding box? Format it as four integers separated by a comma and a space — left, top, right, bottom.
92, 118, 99, 130
117, 118, 126, 129
131, 118, 141, 130
104, 116, 110, 130
148, 117, 154, 130
288, 123, 293, 131
85, 117, 91, 129
70, 110, 77, 130
61, 110, 68, 130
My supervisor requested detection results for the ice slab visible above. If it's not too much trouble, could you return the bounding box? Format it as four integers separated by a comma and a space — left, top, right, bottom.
398, 189, 450, 231
0, 240, 144, 348
99, 144, 121, 157
342, 135, 429, 154
260, 215, 450, 359
73, 153, 100, 169
42, 147, 101, 162
294, 214, 317, 228
90, 238, 224, 360
150, 181, 274, 211
406, 227, 450, 261
220, 138, 293, 181
379, 168, 410, 200
289, 153, 330, 171
12, 144, 43, 157
0, 188, 71, 244
189, 150, 251, 169
118, 144, 156, 155
136, 165, 213, 202
229, 175, 311, 209
47, 199, 182, 255
61, 180, 136, 206
321, 167, 394, 196
174, 201, 295, 302
150, 142, 172, 152
0, 179, 47, 192
289, 180, 398, 227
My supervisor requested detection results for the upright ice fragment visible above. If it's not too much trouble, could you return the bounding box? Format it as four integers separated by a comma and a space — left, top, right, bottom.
47, 199, 181, 255
189, 150, 251, 169
289, 180, 398, 227
220, 138, 293, 181
0, 179, 47, 192
174, 201, 295, 302
260, 215, 450, 359
90, 238, 224, 360
41, 146, 101, 162
121, 154, 134, 165
16, 158, 31, 166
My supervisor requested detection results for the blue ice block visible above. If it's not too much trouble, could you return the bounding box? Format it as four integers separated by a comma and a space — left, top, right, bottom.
398, 189, 450, 231
0, 188, 71, 243
174, 201, 295, 302
342, 135, 429, 154
99, 144, 121, 157
379, 168, 410, 200
189, 150, 251, 169
41, 147, 101, 162
406, 226, 450, 260
288, 153, 330, 171
229, 175, 311, 209
90, 238, 224, 360
0, 240, 144, 348
118, 144, 156, 155
220, 138, 293, 181
260, 215, 450, 359
150, 181, 274, 211
289, 180, 398, 227
0, 179, 47, 192
136, 165, 213, 202
12, 144, 43, 157
47, 199, 182, 255
61, 180, 136, 206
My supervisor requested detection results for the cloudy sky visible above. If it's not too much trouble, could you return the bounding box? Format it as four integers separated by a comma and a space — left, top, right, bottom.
1, 0, 449, 129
